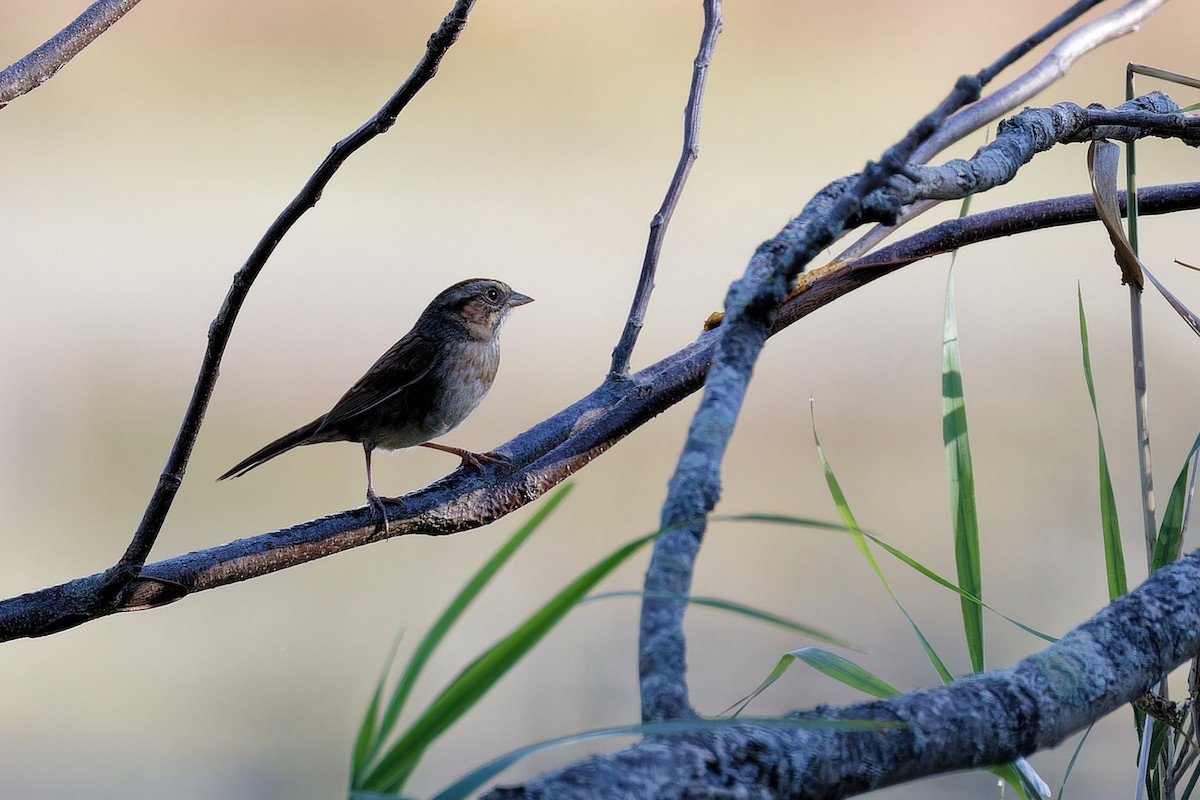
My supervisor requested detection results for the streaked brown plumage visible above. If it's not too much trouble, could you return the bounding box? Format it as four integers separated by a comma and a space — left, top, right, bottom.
219, 278, 532, 528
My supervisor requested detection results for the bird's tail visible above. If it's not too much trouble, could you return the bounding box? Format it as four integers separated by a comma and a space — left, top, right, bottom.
218, 419, 323, 481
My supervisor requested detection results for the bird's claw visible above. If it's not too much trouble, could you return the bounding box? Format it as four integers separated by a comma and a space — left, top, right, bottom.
461, 450, 511, 471
368, 490, 390, 534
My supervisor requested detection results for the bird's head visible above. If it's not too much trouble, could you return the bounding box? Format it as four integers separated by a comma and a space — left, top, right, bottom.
426, 278, 534, 341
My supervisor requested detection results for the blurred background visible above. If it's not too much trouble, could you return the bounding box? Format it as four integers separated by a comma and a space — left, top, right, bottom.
1, 1, 1198, 797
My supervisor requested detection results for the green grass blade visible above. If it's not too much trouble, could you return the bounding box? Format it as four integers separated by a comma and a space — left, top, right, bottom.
356, 483, 575, 785
351, 688, 381, 788
722, 653, 796, 716
722, 514, 1053, 643
717, 512, 849, 532
943, 267, 984, 673
585, 590, 856, 649
1180, 754, 1200, 800
1151, 432, 1200, 571
350, 631, 404, 786
1077, 288, 1128, 599
789, 647, 900, 698
991, 760, 1041, 800
1148, 717, 1169, 793
811, 403, 955, 685
359, 524, 663, 793
956, 191, 974, 223
1057, 724, 1093, 800
855, 532, 1052, 643
723, 647, 900, 717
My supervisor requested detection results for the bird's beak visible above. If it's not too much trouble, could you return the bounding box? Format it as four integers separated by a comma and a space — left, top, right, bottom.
508, 291, 534, 307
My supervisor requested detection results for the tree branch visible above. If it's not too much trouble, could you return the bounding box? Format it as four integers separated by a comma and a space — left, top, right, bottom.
487, 545, 1200, 799
917, 0, 1172, 164
635, 15, 1064, 719
609, 0, 723, 378
837, 0, 1172, 263
0, 0, 144, 109
775, 181, 1200, 333
0, 120, 1193, 641
98, 0, 480, 605
634, 90, 1189, 722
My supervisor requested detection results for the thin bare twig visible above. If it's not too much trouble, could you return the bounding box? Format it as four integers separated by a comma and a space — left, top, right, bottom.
0, 0, 144, 109
0, 180, 1196, 641
976, 0, 1107, 86
608, 0, 723, 378
1129, 281, 1157, 563
916, 0, 1171, 165
99, 0, 480, 602
836, 0, 1171, 265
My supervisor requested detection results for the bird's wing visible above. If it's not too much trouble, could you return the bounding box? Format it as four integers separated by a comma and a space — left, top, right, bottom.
313, 331, 442, 436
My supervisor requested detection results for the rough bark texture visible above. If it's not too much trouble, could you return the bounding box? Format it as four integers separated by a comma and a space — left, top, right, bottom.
489, 547, 1200, 798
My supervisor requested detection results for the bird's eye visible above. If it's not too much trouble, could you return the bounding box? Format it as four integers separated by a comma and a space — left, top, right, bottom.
485, 288, 501, 302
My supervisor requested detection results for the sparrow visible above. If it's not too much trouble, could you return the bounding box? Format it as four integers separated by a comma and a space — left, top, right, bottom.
219, 278, 533, 529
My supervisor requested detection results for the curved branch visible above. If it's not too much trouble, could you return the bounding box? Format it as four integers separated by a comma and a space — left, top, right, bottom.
0, 0, 144, 109
486, 544, 1200, 798
775, 181, 1200, 332
634, 92, 1189, 722
0, 166, 1194, 641
101, 0, 480, 601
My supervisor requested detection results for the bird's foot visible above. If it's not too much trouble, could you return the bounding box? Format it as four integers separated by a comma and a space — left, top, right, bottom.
461, 450, 511, 471
368, 489, 390, 534
420, 442, 512, 472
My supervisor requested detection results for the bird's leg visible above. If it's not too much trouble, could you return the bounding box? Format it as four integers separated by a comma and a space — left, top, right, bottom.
420, 441, 511, 471
364, 443, 389, 533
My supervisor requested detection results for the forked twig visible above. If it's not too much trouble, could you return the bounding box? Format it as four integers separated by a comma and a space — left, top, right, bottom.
636, 74, 985, 720
635, 0, 1178, 720
836, 0, 1172, 265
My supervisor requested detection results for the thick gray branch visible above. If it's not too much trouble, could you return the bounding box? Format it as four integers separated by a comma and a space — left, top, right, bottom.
635, 90, 1192, 722
0, 0, 143, 108
899, 94, 1195, 204
489, 546, 1200, 799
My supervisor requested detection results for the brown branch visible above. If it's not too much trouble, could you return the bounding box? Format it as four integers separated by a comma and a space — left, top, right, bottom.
608, 0, 723, 378
97, 0, 480, 603
4, 181, 1194, 642
776, 181, 1200, 330
0, 0, 144, 109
